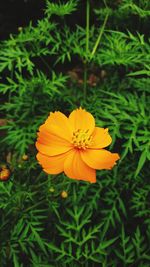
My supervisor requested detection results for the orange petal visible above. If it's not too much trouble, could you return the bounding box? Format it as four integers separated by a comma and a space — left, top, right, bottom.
90, 127, 112, 149
36, 132, 72, 156
68, 107, 95, 134
64, 149, 96, 183
41, 111, 73, 141
36, 150, 72, 174
81, 149, 120, 170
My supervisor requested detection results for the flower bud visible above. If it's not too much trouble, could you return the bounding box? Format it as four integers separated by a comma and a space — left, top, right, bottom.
0, 169, 11, 181
22, 154, 28, 161
18, 27, 23, 32
49, 187, 55, 193
61, 191, 68, 198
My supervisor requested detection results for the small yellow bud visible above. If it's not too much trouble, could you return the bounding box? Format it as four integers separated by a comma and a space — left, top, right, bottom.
49, 187, 55, 193
100, 70, 107, 79
18, 164, 22, 168
18, 27, 23, 32
61, 191, 68, 198
22, 154, 28, 161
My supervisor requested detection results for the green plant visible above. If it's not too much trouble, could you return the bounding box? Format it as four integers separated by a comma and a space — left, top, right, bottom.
0, 0, 150, 266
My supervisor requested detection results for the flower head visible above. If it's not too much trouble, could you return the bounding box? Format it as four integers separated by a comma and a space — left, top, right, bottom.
36, 108, 120, 183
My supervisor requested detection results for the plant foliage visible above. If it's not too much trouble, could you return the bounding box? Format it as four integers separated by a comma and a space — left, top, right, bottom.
0, 0, 150, 266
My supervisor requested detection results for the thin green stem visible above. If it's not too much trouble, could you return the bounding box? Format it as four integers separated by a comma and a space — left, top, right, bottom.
103, 0, 108, 8
30, 42, 51, 73
86, 0, 90, 55
24, 199, 45, 213
90, 12, 109, 59
83, 64, 87, 100
83, 0, 90, 100
40, 55, 52, 72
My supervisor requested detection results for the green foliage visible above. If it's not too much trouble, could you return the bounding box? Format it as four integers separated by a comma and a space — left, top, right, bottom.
0, 71, 68, 155
0, 0, 150, 266
86, 90, 150, 176
46, 0, 78, 17
115, 225, 135, 265
94, 0, 150, 19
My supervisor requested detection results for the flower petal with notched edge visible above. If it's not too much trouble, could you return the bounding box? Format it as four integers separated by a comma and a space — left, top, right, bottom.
81, 149, 120, 170
36, 150, 73, 174
90, 127, 112, 149
68, 107, 95, 134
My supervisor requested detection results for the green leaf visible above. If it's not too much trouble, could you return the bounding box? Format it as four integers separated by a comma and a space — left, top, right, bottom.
135, 149, 148, 177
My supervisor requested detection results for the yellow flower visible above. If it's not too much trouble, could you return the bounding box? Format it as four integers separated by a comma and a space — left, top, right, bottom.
36, 108, 120, 183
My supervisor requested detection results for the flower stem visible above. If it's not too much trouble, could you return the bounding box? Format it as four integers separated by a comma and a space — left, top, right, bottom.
83, 63, 87, 100
83, 0, 90, 100
90, 12, 109, 59
86, 0, 90, 55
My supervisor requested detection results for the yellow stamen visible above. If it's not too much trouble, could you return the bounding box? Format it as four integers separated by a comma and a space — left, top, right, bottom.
71, 129, 92, 149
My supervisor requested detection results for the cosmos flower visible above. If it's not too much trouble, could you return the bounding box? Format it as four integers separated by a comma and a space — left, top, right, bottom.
36, 108, 120, 183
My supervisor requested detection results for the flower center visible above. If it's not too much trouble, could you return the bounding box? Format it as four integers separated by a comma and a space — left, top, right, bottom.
71, 129, 92, 149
